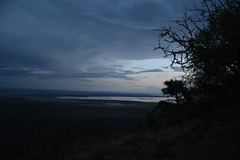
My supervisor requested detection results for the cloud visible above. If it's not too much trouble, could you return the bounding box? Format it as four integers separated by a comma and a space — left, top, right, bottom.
75, 66, 164, 80
0, 0, 194, 92
162, 66, 169, 69
86, 0, 182, 30
86, 65, 116, 73
137, 69, 164, 74
1, 0, 175, 60
0, 65, 54, 77
0, 62, 166, 81
170, 66, 183, 72
75, 72, 136, 81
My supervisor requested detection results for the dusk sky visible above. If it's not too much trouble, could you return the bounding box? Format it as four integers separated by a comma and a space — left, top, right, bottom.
0, 0, 199, 94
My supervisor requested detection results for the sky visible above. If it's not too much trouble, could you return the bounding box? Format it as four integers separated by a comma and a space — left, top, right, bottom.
0, 0, 199, 94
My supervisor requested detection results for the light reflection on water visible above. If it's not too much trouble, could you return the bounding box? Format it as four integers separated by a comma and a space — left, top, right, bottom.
56, 96, 174, 103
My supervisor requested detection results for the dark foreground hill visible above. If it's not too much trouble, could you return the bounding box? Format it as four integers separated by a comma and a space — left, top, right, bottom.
1, 96, 240, 160
72, 106, 240, 160
0, 96, 156, 160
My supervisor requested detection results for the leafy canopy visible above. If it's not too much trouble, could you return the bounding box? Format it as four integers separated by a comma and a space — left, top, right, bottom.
162, 79, 190, 104
156, 0, 240, 104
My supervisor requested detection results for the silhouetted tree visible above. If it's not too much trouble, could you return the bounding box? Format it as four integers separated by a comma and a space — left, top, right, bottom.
155, 0, 240, 104
162, 79, 190, 104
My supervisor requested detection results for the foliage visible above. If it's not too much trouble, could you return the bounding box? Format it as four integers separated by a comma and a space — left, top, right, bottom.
161, 79, 192, 104
155, 0, 240, 105
151, 101, 203, 130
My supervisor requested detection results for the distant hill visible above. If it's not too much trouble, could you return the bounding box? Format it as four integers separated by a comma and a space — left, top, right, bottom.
0, 88, 162, 97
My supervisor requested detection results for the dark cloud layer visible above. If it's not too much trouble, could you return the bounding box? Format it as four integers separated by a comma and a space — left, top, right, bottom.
0, 0, 195, 91
0, 63, 165, 82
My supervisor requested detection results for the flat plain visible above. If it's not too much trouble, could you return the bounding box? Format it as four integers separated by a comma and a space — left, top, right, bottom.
0, 96, 156, 159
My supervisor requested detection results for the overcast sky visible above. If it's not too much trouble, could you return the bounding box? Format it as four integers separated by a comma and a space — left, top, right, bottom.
0, 0, 199, 94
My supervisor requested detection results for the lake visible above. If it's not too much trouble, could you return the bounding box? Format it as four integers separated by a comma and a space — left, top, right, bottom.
56, 96, 173, 103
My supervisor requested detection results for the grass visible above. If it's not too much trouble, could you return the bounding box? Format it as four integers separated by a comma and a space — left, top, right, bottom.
66, 106, 240, 160
68, 118, 211, 160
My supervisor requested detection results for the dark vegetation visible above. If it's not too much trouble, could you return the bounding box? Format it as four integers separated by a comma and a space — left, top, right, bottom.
149, 0, 240, 131
154, 0, 240, 106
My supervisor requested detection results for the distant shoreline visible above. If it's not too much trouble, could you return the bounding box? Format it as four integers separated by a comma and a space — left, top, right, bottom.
0, 88, 162, 98
56, 96, 173, 103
